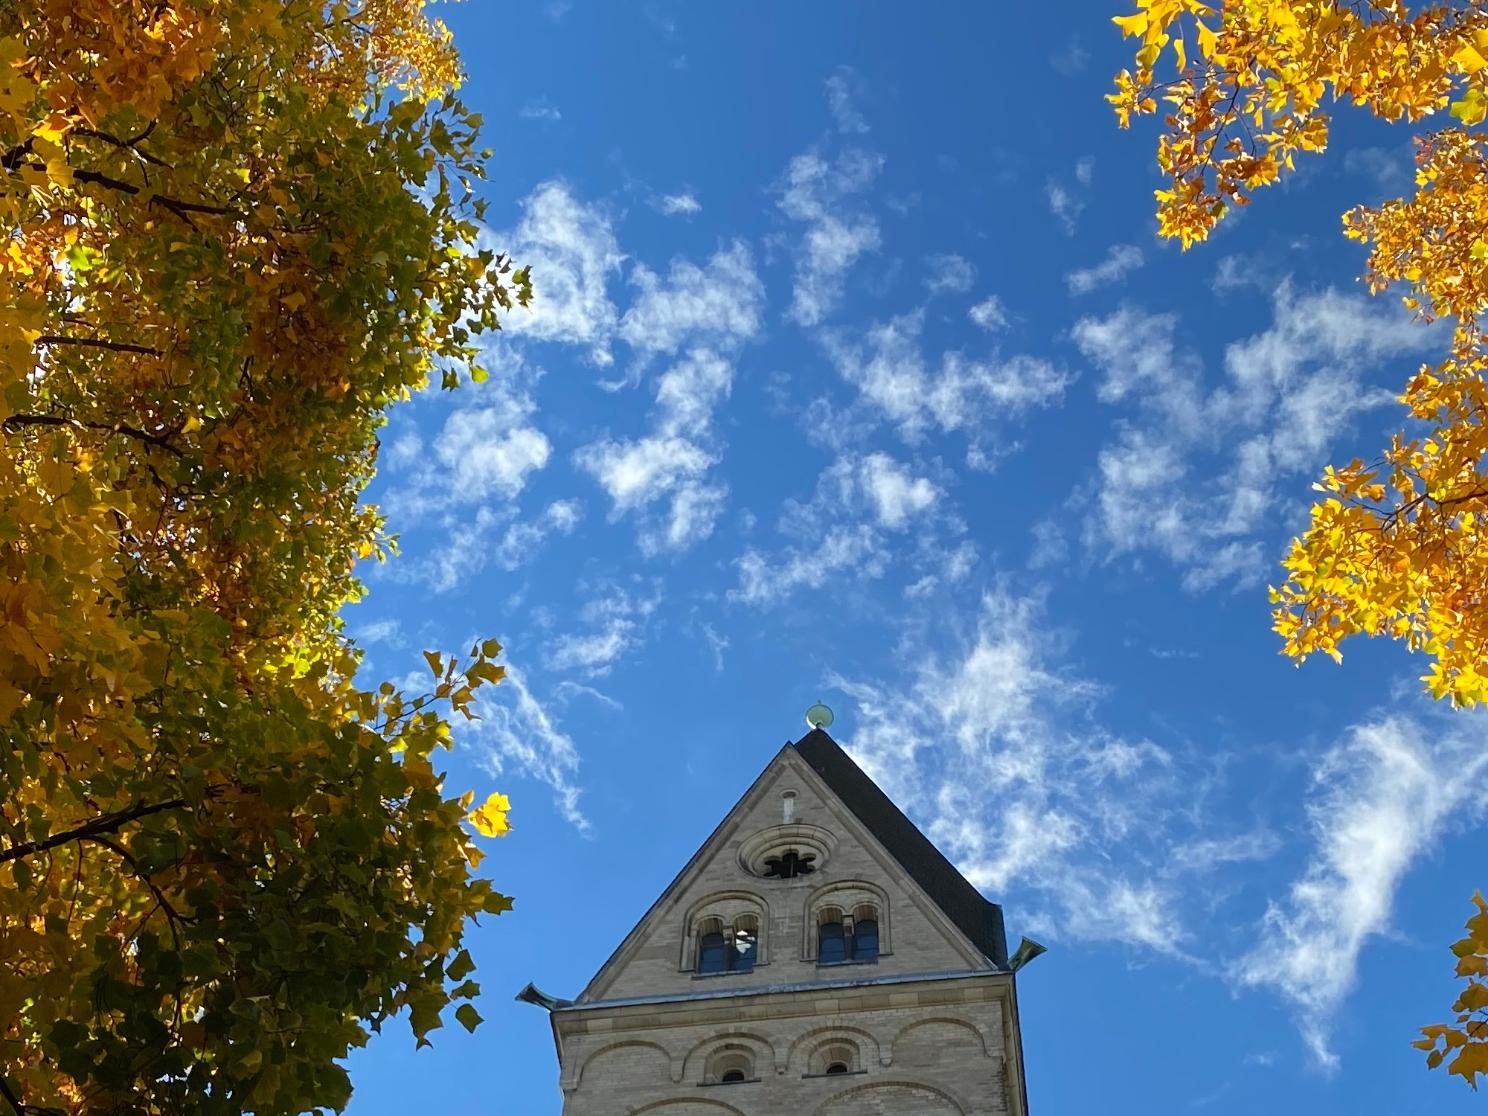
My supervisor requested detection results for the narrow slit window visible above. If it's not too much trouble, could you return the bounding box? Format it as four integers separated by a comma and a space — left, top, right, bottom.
697, 930, 727, 974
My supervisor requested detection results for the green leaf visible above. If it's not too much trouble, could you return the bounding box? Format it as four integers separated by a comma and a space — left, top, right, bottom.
454, 1003, 483, 1033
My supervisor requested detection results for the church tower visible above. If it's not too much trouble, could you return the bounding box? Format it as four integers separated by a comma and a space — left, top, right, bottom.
519, 726, 1034, 1115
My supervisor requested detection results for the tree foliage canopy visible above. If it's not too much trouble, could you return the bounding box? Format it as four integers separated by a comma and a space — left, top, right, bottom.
1113, 0, 1488, 1085
1111, 0, 1488, 707
0, 1, 528, 1112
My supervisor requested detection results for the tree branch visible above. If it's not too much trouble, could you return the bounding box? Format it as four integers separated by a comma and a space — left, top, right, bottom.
71, 124, 170, 168
10, 159, 240, 221
0, 798, 185, 864
70, 167, 238, 217
35, 334, 162, 356
3, 413, 184, 458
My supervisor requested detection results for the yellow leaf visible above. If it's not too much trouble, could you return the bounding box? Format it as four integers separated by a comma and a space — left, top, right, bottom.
467, 792, 511, 838
32, 111, 70, 143
1455, 44, 1488, 73
1112, 12, 1149, 38
1196, 21, 1217, 57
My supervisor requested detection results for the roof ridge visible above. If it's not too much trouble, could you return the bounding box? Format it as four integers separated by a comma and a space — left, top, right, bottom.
790, 727, 1008, 967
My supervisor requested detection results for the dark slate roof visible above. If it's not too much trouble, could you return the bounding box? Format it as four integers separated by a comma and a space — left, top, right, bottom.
792, 727, 1009, 968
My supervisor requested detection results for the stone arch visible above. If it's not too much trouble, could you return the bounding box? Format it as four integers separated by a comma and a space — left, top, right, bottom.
814, 1079, 966, 1115
802, 878, 892, 959
631, 1101, 749, 1116
679, 890, 770, 969
578, 1038, 676, 1087
787, 1024, 885, 1073
682, 1030, 778, 1081
891, 1017, 988, 1071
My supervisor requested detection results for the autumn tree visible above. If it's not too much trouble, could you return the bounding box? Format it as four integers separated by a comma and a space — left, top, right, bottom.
0, 2, 528, 1113
1112, 0, 1488, 1086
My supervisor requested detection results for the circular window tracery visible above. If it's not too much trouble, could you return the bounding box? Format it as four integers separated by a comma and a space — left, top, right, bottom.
737, 823, 836, 880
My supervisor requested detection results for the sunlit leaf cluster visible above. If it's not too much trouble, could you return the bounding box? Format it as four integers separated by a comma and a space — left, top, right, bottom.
1416, 893, 1488, 1086
1114, 0, 1488, 1087
0, 2, 529, 1113
1113, 1, 1488, 705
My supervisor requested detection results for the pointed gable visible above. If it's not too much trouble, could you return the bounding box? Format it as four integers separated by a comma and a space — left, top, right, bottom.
794, 728, 1009, 967
575, 728, 1007, 1006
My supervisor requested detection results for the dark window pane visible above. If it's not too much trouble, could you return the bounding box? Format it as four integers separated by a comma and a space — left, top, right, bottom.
721, 1069, 746, 1083
818, 920, 846, 964
698, 931, 727, 974
825, 1062, 849, 1075
731, 932, 756, 972
853, 919, 879, 961
762, 849, 816, 879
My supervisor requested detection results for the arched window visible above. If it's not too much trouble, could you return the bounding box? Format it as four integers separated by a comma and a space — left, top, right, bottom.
804, 883, 890, 962
704, 1045, 755, 1084
806, 1037, 861, 1076
816, 904, 881, 965
817, 907, 847, 965
696, 915, 759, 974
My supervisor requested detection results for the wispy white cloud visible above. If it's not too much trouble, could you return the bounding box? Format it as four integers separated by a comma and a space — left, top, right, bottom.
854, 452, 941, 527
1236, 715, 1488, 1068
1050, 37, 1090, 75
731, 450, 954, 606
1047, 158, 1094, 235
351, 617, 402, 646
519, 97, 562, 122
1070, 286, 1436, 588
968, 295, 1010, 332
1343, 144, 1411, 196
618, 240, 765, 357
379, 350, 554, 539
834, 587, 1195, 954
492, 181, 623, 364
734, 524, 885, 606
466, 662, 588, 829
656, 192, 702, 217
576, 348, 736, 553
434, 404, 551, 501
924, 253, 977, 296
777, 147, 883, 326
492, 499, 583, 570
547, 587, 658, 676
1066, 244, 1145, 295
825, 66, 870, 134
1046, 182, 1082, 234
822, 312, 1069, 456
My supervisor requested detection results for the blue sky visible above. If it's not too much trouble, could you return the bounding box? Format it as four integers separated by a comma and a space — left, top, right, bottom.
341, 3, 1487, 1112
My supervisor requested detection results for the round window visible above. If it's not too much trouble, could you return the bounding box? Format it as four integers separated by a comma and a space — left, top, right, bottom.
736, 824, 835, 879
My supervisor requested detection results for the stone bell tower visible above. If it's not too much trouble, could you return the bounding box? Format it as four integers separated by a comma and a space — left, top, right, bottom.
518, 725, 1036, 1115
